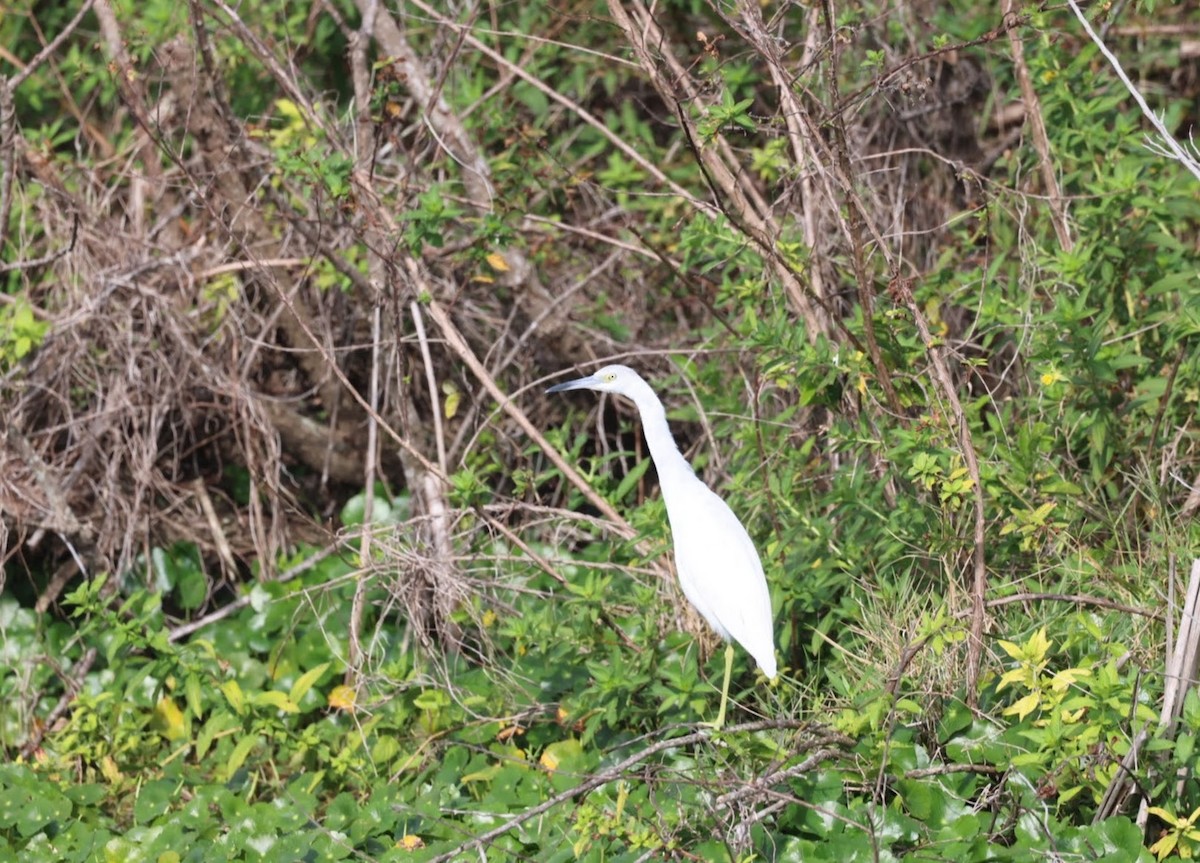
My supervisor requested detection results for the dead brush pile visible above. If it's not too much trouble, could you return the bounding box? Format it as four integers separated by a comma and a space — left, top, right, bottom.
5, 0, 1190, 674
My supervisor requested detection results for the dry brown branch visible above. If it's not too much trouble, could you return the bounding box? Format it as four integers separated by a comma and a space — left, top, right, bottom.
1003, 0, 1074, 250
94, 0, 162, 193
892, 275, 989, 704
1096, 557, 1200, 822
985, 592, 1160, 620
191, 478, 237, 584
715, 733, 856, 808
606, 0, 824, 337
396, 0, 689, 366
347, 301, 383, 676
905, 763, 1004, 779
346, 3, 384, 677
0, 0, 96, 255
423, 297, 635, 540
357, 0, 577, 368
19, 647, 97, 760
429, 720, 850, 863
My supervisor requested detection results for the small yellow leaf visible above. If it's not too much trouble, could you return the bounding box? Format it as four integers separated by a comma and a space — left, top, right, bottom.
328, 684, 357, 712
1147, 806, 1176, 824
997, 639, 1024, 661
1029, 627, 1052, 659
1003, 691, 1042, 721
1149, 832, 1178, 862
539, 738, 583, 775
1050, 668, 1090, 692
1032, 502, 1057, 520
99, 755, 122, 784
996, 667, 1028, 691
615, 780, 629, 819
221, 680, 245, 715
275, 99, 302, 121
152, 696, 188, 741
442, 381, 461, 420
486, 252, 510, 272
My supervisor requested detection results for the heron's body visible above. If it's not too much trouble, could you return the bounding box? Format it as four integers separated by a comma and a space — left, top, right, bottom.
547, 364, 777, 726
666, 479, 777, 678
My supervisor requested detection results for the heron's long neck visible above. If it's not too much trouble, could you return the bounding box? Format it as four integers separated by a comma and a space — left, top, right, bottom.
630, 388, 700, 498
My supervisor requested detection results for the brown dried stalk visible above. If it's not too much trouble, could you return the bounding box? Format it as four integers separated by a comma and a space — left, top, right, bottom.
1002, 0, 1074, 251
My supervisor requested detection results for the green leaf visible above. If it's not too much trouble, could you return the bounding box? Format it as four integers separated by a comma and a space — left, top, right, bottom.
221, 680, 245, 715
221, 734, 261, 781
133, 779, 176, 824
196, 712, 238, 762
614, 456, 652, 502
253, 690, 300, 713
185, 673, 204, 718
177, 566, 207, 611
289, 662, 330, 705
1175, 732, 1195, 766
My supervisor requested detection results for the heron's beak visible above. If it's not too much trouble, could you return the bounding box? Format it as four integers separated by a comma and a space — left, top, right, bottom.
546, 375, 600, 394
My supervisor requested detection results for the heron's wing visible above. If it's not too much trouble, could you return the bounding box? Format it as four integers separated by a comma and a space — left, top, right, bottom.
667, 484, 777, 678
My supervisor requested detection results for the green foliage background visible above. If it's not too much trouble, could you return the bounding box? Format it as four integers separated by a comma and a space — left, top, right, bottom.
1, 0, 1199, 860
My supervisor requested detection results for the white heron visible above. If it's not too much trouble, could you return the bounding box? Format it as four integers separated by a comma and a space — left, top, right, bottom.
547, 364, 777, 728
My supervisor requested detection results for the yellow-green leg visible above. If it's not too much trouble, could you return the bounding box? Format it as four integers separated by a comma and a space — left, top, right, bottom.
703, 643, 736, 730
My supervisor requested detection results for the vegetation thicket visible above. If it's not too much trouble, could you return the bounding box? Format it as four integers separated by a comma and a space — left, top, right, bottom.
1, 0, 1199, 860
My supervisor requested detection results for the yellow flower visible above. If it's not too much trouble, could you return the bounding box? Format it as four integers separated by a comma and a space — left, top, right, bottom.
398, 834, 425, 851
1040, 369, 1066, 387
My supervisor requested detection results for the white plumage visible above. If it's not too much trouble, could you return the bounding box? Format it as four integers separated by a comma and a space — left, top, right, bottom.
547, 364, 777, 726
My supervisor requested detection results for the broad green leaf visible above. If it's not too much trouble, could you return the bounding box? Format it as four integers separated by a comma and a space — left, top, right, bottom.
289, 662, 330, 704
253, 690, 300, 713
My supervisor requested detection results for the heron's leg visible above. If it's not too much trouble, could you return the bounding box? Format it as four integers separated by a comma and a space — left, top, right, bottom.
704, 643, 736, 729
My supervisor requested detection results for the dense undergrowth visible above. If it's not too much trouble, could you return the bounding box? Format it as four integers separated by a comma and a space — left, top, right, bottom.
2, 0, 1200, 860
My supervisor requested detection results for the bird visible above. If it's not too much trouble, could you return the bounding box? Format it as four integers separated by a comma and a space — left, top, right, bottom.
546, 364, 776, 728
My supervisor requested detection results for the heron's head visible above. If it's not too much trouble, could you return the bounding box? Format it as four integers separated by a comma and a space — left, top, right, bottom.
546, 364, 643, 397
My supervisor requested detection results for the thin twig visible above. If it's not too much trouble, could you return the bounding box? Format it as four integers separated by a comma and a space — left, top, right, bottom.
422, 296, 635, 540
0, 0, 97, 254
406, 0, 703, 211
607, 0, 824, 336
817, 0, 901, 415
412, 301, 448, 474
892, 276, 989, 705
984, 592, 1160, 621
428, 720, 848, 863
347, 300, 382, 680
1065, 0, 1200, 182
1003, 0, 1074, 249
905, 763, 1004, 779
20, 647, 98, 759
